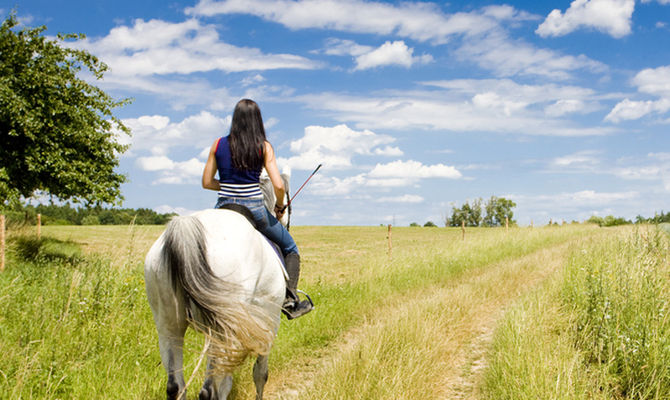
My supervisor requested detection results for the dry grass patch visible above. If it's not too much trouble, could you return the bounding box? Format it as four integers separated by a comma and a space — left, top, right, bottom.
263, 238, 581, 400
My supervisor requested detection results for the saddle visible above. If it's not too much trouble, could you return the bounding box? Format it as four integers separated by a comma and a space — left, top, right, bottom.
218, 204, 287, 276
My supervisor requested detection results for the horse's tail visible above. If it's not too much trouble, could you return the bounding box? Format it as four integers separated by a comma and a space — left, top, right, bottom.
162, 215, 277, 373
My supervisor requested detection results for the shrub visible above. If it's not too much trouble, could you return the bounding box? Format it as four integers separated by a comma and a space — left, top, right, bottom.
14, 236, 82, 263
587, 215, 631, 227
81, 215, 100, 225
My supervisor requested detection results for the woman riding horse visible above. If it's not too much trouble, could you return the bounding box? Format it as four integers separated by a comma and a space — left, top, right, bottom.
201, 98, 313, 320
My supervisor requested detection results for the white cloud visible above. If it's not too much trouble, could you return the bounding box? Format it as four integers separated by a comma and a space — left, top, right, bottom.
136, 155, 176, 171
551, 150, 601, 168
472, 91, 528, 116
605, 98, 670, 122
374, 146, 403, 156
75, 18, 320, 79
456, 29, 606, 80
354, 41, 432, 70
321, 39, 432, 71
120, 111, 230, 156
278, 124, 401, 170
137, 156, 205, 184
544, 99, 591, 117
241, 74, 266, 86
368, 160, 462, 179
612, 153, 670, 187
115, 111, 232, 184
606, 65, 670, 122
542, 152, 670, 195
632, 65, 670, 97
185, 0, 522, 44
309, 159, 462, 197
536, 0, 635, 38
562, 190, 638, 204
510, 190, 640, 223
613, 165, 664, 180
649, 152, 670, 161
296, 80, 615, 136
322, 38, 372, 57
377, 194, 424, 203
186, 1, 601, 80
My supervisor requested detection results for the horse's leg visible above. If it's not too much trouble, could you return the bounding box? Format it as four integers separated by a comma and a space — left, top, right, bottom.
146, 242, 189, 400
253, 354, 270, 400
199, 359, 233, 400
149, 281, 188, 399
158, 324, 187, 400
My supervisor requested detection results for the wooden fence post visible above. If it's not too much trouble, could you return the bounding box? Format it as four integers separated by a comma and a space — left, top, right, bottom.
461, 220, 465, 241
387, 224, 392, 257
1, 214, 5, 272
37, 213, 41, 239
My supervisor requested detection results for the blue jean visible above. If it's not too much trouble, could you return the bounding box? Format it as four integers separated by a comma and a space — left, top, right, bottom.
215, 196, 298, 257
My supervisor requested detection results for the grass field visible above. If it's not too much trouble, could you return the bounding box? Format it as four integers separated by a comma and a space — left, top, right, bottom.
0, 222, 667, 399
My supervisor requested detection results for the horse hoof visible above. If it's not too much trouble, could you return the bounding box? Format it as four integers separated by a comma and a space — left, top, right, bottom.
198, 388, 210, 400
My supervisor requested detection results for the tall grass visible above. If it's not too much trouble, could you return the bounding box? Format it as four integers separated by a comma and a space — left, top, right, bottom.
481, 281, 608, 400
481, 226, 670, 399
0, 236, 165, 398
563, 228, 670, 398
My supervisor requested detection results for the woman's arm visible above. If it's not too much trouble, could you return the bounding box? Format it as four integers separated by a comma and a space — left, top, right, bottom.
202, 139, 221, 191
263, 141, 286, 216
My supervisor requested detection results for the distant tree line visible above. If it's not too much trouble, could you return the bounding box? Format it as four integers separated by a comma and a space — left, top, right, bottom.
635, 211, 670, 224
2, 203, 176, 225
588, 211, 670, 227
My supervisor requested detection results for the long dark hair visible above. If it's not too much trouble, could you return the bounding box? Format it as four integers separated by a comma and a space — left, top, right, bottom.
229, 99, 266, 171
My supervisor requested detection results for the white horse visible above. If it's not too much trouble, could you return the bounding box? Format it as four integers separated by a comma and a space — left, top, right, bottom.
145, 171, 291, 400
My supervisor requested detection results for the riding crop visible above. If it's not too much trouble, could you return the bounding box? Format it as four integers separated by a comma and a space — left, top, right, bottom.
279, 163, 322, 213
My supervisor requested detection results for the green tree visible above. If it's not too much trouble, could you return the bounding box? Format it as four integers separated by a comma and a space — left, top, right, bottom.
449, 198, 483, 227
483, 196, 517, 227
0, 14, 130, 207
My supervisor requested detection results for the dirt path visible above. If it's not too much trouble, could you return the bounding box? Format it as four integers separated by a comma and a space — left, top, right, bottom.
263, 241, 573, 399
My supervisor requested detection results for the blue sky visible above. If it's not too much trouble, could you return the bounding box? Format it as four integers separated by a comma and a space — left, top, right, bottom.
7, 0, 670, 226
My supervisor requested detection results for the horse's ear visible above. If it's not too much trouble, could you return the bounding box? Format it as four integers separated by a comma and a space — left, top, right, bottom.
281, 165, 291, 178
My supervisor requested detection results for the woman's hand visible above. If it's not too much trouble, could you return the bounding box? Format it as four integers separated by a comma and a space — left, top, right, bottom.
274, 203, 286, 219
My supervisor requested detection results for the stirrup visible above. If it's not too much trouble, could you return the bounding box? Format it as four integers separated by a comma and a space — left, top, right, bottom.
282, 290, 314, 320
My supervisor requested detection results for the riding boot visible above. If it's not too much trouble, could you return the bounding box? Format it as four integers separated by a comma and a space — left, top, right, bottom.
282, 253, 313, 320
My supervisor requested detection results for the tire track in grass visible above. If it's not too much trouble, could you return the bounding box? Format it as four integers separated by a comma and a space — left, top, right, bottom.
263, 239, 580, 399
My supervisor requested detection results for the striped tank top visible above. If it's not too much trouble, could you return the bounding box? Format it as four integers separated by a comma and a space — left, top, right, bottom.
215, 136, 263, 199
